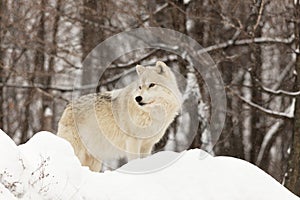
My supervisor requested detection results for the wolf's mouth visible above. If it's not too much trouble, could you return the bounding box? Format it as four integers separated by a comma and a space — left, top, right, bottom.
138, 101, 154, 106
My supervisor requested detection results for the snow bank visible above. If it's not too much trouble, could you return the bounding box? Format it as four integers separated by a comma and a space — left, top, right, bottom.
0, 130, 299, 200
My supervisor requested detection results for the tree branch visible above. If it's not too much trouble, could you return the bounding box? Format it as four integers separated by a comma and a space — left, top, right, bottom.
260, 85, 300, 97
198, 34, 295, 53
256, 97, 293, 166
110, 49, 158, 69
256, 121, 283, 166
0, 83, 97, 92
227, 87, 294, 119
133, 2, 169, 28
253, 0, 265, 31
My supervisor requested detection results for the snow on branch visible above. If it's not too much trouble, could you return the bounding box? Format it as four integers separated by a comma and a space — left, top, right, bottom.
198, 34, 295, 53
261, 85, 300, 97
228, 87, 294, 119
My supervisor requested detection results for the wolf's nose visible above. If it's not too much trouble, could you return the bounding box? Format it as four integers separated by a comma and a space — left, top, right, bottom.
135, 96, 143, 103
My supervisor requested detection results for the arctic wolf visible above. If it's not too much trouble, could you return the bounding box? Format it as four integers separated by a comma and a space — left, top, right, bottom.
57, 61, 182, 172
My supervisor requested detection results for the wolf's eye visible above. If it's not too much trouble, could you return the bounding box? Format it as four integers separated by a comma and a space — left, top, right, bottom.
139, 86, 142, 90
149, 83, 155, 88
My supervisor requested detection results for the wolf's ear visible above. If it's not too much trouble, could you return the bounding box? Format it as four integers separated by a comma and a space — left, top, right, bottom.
136, 65, 146, 75
155, 61, 169, 76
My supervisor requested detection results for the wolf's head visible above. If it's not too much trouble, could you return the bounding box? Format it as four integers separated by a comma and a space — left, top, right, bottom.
134, 61, 182, 113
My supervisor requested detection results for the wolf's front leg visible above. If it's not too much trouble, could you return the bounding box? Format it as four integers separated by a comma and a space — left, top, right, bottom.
125, 138, 142, 161
77, 147, 102, 172
140, 143, 153, 158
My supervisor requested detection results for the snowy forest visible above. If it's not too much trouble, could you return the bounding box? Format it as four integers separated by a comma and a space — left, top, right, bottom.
1, 0, 300, 198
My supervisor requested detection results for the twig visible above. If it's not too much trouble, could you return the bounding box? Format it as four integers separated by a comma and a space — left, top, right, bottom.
101, 68, 136, 85
253, 0, 265, 31
167, 0, 186, 15
35, 88, 68, 102
110, 49, 158, 69
133, 3, 169, 28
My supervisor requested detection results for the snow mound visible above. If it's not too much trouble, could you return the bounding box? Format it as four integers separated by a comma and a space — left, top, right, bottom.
0, 130, 299, 200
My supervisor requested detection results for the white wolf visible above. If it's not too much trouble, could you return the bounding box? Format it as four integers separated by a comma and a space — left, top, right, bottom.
57, 61, 182, 172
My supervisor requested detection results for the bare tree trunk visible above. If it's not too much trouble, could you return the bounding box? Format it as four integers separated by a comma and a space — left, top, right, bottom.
169, 0, 187, 34
81, 0, 106, 90
215, 61, 235, 155
247, 0, 265, 165
34, 0, 49, 132
217, 61, 245, 158
0, 0, 4, 130
249, 45, 265, 164
20, 92, 31, 143
232, 91, 245, 159
285, 0, 300, 195
48, 0, 61, 131
41, 0, 61, 132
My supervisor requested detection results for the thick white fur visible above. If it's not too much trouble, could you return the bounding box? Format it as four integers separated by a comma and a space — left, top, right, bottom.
57, 61, 182, 172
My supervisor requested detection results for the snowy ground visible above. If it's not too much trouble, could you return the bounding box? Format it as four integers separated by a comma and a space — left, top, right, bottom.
0, 130, 299, 200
